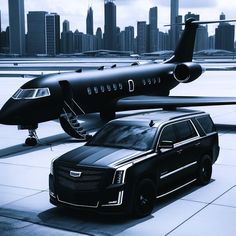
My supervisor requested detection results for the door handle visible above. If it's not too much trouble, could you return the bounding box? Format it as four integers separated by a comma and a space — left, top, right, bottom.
195, 142, 201, 147
177, 149, 183, 155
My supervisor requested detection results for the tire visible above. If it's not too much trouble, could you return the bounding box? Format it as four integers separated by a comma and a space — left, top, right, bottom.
132, 179, 156, 218
25, 137, 37, 146
197, 155, 212, 186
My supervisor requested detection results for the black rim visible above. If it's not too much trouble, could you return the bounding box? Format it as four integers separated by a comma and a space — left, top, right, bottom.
137, 187, 154, 215
201, 160, 212, 183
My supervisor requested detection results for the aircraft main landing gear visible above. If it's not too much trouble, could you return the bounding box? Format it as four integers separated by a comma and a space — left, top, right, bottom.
25, 129, 38, 146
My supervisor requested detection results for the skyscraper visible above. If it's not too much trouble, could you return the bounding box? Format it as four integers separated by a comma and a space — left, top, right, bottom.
86, 7, 94, 35
0, 26, 10, 53
27, 11, 48, 55
74, 30, 81, 52
125, 26, 134, 51
74, 31, 94, 53
195, 26, 208, 52
96, 27, 103, 49
8, 0, 25, 55
46, 13, 60, 55
61, 30, 74, 54
215, 13, 235, 51
104, 0, 117, 50
159, 31, 169, 50
208, 35, 215, 49
119, 31, 125, 51
63, 20, 70, 32
149, 7, 158, 52
184, 12, 200, 22
61, 20, 74, 54
137, 21, 147, 54
175, 15, 183, 43
220, 12, 226, 21
0, 10, 1, 32
170, 0, 179, 50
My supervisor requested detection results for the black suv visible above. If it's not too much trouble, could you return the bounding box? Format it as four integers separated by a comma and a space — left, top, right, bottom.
49, 109, 219, 217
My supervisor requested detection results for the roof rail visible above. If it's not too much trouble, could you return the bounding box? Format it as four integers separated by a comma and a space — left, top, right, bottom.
169, 111, 205, 121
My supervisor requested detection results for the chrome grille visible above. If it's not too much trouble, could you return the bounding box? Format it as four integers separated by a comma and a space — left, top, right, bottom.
55, 164, 111, 191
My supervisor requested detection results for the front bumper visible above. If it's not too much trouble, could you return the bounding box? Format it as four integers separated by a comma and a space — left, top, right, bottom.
49, 174, 131, 214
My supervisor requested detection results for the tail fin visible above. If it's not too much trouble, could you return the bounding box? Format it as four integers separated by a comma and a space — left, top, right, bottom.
165, 18, 236, 64
166, 18, 197, 63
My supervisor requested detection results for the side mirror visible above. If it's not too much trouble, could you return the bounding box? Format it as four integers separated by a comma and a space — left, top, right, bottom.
159, 140, 174, 149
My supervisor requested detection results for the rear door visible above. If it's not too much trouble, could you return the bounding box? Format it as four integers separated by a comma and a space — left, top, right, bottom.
173, 119, 200, 182
157, 119, 200, 194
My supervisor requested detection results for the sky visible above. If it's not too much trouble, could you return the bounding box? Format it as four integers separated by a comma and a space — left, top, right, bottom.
0, 0, 236, 36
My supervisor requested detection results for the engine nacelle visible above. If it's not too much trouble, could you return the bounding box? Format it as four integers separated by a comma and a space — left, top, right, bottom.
173, 62, 204, 83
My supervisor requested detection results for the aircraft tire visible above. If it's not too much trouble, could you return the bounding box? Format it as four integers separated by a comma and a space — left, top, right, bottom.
25, 137, 37, 146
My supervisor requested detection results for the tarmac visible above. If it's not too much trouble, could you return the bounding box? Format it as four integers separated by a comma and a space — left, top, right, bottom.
0, 64, 236, 235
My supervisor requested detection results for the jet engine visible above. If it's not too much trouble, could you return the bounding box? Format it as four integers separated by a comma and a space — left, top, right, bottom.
173, 62, 204, 83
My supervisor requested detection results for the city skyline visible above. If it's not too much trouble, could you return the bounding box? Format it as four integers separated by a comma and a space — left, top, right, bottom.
0, 0, 236, 36
1, 0, 235, 55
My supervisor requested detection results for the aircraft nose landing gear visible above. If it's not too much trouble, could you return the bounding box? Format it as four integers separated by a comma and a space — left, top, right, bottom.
18, 124, 39, 146
25, 129, 38, 146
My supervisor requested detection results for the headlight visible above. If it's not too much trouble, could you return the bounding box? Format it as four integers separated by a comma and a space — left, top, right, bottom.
112, 163, 133, 185
113, 170, 124, 185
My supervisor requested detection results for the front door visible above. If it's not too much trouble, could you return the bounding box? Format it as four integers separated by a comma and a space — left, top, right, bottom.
173, 120, 200, 182
157, 124, 184, 194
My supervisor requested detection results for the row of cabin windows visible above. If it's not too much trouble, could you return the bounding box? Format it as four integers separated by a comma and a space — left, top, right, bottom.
87, 83, 123, 95
142, 77, 161, 86
87, 77, 161, 96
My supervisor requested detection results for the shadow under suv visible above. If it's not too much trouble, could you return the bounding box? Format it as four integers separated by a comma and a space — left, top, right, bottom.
49, 109, 219, 217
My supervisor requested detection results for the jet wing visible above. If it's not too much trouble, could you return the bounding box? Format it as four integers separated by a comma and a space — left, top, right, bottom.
116, 96, 236, 111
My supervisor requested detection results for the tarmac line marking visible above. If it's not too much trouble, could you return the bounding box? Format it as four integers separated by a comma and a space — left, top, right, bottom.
165, 184, 236, 236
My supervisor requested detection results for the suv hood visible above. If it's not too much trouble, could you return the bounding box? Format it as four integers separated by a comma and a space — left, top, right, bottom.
57, 145, 145, 167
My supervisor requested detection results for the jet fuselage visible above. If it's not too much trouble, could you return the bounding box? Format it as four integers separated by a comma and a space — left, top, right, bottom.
0, 63, 180, 126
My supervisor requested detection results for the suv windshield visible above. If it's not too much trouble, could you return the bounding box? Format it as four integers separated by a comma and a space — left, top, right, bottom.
88, 123, 157, 151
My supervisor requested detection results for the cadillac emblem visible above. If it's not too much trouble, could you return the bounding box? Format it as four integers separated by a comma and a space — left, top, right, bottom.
70, 171, 82, 178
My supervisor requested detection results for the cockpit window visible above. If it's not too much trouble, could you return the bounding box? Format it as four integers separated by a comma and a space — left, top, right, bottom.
12, 88, 50, 100
36, 88, 50, 98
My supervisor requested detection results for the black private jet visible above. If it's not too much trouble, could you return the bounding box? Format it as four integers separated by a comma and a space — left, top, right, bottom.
1, 18, 236, 146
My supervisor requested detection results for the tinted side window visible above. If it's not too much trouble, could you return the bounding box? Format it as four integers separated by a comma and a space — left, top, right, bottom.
159, 125, 177, 144
174, 120, 197, 143
196, 115, 215, 134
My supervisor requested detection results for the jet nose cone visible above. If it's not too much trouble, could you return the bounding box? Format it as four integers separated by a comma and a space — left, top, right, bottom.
0, 103, 21, 125
0, 109, 8, 124
0, 99, 24, 125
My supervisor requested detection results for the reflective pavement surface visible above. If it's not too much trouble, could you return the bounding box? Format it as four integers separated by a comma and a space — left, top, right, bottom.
0, 70, 236, 235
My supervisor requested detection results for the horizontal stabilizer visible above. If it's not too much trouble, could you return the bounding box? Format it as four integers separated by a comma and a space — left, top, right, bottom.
165, 19, 236, 27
